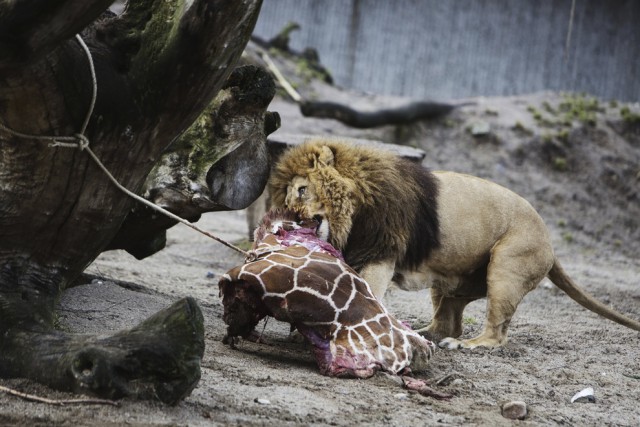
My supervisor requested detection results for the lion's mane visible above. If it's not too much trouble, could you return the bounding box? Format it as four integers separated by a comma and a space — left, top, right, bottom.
269, 139, 441, 271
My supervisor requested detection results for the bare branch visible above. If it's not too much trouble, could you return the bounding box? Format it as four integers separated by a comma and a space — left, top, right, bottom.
0, 384, 119, 406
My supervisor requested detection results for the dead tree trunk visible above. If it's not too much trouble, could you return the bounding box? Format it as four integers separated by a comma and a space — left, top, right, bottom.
0, 0, 266, 404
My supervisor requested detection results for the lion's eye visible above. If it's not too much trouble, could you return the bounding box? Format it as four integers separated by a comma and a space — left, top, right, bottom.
298, 186, 307, 198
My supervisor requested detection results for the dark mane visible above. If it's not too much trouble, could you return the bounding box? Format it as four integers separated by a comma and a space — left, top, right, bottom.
342, 157, 440, 271
400, 160, 441, 269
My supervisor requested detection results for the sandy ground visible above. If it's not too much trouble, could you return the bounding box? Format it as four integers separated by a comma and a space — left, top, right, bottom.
1, 90, 639, 426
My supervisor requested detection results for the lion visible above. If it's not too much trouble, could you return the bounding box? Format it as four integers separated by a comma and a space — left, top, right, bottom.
269, 139, 640, 349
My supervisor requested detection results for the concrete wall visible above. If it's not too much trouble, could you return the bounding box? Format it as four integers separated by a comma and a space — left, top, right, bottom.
253, 0, 640, 102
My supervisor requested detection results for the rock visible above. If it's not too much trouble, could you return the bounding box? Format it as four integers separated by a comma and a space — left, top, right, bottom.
471, 120, 491, 136
381, 372, 404, 386
501, 401, 527, 420
394, 393, 409, 400
255, 398, 271, 405
571, 387, 596, 403
435, 373, 459, 386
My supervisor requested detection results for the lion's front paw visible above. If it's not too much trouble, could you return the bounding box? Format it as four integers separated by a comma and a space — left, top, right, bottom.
438, 337, 487, 350
439, 335, 504, 350
438, 337, 467, 350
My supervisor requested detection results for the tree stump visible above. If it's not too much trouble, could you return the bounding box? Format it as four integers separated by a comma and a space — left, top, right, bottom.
0, 0, 270, 404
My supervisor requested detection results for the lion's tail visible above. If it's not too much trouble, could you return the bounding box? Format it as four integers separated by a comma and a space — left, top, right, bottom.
548, 260, 640, 331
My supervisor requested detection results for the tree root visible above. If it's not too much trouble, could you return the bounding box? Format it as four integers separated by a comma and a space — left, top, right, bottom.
300, 100, 459, 128
0, 297, 204, 405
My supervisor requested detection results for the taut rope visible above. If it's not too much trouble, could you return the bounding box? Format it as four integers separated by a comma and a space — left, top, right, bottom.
0, 34, 249, 258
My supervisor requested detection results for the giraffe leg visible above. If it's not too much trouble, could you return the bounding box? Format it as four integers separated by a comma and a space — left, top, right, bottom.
439, 236, 552, 350
416, 288, 479, 340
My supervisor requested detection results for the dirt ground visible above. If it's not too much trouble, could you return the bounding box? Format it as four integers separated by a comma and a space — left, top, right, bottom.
1, 86, 639, 426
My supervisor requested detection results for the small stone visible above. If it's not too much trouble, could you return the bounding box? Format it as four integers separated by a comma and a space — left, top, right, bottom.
393, 393, 409, 400
206, 271, 215, 279
501, 400, 527, 420
381, 372, 404, 386
254, 398, 270, 405
471, 121, 491, 136
570, 387, 596, 403
451, 378, 464, 386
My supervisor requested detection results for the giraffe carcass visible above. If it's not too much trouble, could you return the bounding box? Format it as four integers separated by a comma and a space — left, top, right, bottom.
219, 209, 434, 378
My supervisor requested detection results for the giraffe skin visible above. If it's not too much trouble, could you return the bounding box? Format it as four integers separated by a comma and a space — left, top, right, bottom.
219, 209, 435, 378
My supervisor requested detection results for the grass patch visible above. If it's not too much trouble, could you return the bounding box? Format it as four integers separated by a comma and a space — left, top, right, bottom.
558, 93, 601, 126
562, 232, 574, 243
552, 157, 568, 171
620, 106, 640, 124
512, 121, 533, 135
463, 316, 478, 325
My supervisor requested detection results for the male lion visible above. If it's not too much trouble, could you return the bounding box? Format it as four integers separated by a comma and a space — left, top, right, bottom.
269, 139, 640, 349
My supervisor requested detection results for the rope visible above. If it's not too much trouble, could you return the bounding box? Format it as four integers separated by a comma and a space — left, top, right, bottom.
0, 34, 249, 258
76, 34, 97, 135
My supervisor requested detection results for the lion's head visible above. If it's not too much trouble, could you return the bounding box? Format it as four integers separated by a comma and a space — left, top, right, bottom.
269, 140, 367, 250
270, 139, 440, 272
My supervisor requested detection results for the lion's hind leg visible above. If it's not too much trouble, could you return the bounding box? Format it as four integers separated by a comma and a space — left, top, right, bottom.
439, 236, 552, 350
439, 282, 527, 350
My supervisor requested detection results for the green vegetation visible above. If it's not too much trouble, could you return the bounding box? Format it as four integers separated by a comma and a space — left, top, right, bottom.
620, 106, 640, 124
267, 46, 333, 86
556, 129, 570, 143
542, 133, 554, 143
520, 94, 621, 172
512, 121, 533, 135
295, 57, 333, 84
525, 93, 604, 131
527, 105, 556, 127
463, 316, 478, 325
527, 105, 543, 122
443, 118, 457, 128
181, 100, 229, 178
558, 93, 601, 126
518, 95, 639, 176
542, 101, 556, 114
562, 232, 574, 243
552, 157, 568, 171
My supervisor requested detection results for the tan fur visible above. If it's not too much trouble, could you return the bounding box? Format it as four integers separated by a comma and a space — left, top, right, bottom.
270, 139, 640, 349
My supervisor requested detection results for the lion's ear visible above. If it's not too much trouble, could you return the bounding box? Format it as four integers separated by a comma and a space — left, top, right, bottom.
315, 145, 335, 168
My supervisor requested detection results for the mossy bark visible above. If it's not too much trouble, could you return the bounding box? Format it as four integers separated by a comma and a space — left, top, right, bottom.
0, 0, 264, 403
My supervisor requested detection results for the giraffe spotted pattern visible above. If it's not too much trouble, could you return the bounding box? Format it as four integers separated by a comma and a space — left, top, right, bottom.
219, 209, 434, 378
